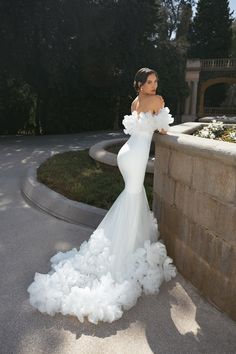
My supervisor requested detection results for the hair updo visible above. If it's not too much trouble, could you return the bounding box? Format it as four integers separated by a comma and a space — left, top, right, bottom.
133, 67, 158, 93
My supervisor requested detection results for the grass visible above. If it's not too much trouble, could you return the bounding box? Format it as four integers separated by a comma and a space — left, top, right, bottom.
37, 149, 154, 210
106, 141, 155, 157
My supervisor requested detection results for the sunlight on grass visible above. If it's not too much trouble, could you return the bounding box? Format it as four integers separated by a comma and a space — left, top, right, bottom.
37, 149, 153, 209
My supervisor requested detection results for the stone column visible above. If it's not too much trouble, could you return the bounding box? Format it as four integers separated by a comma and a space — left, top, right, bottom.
181, 59, 201, 122
191, 80, 198, 116
184, 81, 191, 115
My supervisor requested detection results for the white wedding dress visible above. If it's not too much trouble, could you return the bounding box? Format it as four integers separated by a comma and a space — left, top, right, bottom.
28, 107, 177, 324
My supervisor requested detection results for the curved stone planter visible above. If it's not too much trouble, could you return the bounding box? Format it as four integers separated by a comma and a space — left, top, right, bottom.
89, 137, 155, 173
152, 122, 236, 321
21, 166, 107, 228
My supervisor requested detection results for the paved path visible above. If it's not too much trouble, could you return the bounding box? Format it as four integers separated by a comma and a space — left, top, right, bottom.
1, 132, 236, 354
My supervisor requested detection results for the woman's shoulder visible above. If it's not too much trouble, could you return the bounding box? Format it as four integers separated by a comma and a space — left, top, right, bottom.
151, 95, 165, 111
132, 95, 164, 104
131, 96, 138, 107
131, 95, 165, 113
150, 95, 164, 104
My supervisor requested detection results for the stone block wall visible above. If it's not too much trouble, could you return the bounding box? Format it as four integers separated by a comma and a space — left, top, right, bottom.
152, 123, 236, 321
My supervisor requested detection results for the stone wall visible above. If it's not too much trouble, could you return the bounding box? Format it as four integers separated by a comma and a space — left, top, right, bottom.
152, 123, 236, 321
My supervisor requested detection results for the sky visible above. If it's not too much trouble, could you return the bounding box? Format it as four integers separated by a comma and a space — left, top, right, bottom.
229, 0, 236, 16
193, 0, 236, 17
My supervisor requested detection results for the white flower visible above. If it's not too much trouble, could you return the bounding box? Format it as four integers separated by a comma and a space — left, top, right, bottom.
195, 120, 225, 140
201, 129, 209, 137
229, 132, 236, 141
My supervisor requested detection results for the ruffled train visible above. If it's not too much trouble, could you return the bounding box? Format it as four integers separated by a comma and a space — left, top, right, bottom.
28, 187, 177, 324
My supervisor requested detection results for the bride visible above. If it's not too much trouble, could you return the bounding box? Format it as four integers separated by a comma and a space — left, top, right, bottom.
28, 67, 177, 324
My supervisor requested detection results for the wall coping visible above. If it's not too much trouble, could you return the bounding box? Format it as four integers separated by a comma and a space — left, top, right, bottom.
199, 117, 236, 123
154, 123, 236, 167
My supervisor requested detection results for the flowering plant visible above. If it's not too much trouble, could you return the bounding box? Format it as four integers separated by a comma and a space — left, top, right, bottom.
228, 132, 236, 142
193, 120, 236, 143
194, 120, 224, 139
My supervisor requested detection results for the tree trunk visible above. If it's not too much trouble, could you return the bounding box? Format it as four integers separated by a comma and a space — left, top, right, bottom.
34, 95, 46, 135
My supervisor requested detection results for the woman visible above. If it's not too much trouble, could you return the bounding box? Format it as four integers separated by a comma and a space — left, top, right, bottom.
28, 67, 177, 324
131, 67, 166, 131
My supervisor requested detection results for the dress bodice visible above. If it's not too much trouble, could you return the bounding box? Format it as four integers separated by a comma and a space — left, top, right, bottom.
122, 107, 174, 136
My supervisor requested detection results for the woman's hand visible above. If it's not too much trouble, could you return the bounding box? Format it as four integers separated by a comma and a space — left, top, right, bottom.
159, 128, 167, 135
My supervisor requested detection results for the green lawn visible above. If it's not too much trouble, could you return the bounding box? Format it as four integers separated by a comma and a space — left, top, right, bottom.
37, 149, 154, 210
106, 141, 155, 157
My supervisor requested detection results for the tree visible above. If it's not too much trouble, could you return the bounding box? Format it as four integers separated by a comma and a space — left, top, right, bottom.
158, 0, 195, 41
175, 2, 193, 53
231, 20, 236, 57
0, 0, 190, 134
188, 0, 233, 58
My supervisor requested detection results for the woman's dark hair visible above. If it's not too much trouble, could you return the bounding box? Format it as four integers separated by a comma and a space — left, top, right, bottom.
133, 67, 158, 93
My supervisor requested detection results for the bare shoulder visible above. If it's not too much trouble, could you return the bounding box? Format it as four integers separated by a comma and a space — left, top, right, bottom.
131, 95, 165, 113
151, 95, 165, 111
148, 95, 165, 112
131, 97, 138, 112
151, 95, 165, 104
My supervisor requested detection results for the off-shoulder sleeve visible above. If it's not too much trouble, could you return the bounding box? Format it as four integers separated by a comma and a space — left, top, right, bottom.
122, 111, 139, 135
122, 107, 174, 136
154, 107, 174, 132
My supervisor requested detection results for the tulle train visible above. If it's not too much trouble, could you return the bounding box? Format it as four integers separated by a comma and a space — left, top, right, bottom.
28, 187, 176, 324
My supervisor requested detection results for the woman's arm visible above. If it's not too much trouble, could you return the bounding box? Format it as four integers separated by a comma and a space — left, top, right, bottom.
153, 96, 167, 134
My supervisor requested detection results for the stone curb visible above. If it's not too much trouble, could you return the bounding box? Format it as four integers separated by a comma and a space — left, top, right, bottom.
89, 137, 155, 173
21, 166, 107, 228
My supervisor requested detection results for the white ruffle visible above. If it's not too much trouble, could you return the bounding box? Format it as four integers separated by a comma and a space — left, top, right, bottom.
28, 224, 176, 324
122, 107, 174, 136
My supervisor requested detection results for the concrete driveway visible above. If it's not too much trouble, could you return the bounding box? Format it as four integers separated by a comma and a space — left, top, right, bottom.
0, 131, 236, 354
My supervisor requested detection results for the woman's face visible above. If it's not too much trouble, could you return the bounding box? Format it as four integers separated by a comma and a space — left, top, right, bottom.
139, 73, 158, 95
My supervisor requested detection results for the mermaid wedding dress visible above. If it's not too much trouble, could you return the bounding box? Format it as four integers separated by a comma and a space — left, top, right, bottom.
28, 107, 177, 324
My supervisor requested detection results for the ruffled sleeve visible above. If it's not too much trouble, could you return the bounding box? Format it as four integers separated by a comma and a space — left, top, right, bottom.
122, 111, 139, 135
122, 107, 174, 136
154, 107, 174, 132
